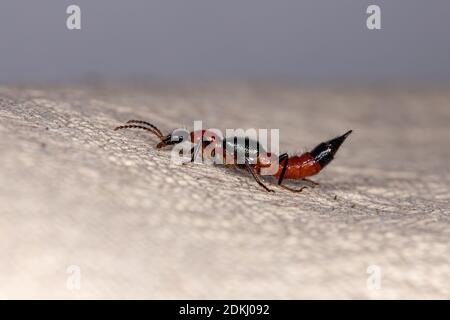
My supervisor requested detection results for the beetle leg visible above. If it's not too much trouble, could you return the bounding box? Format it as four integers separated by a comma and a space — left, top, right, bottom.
303, 178, 319, 187
277, 153, 311, 192
245, 159, 274, 192
279, 185, 308, 193
277, 153, 289, 185
182, 140, 202, 165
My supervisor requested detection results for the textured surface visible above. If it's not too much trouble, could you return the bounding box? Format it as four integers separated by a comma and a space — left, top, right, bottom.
0, 84, 449, 299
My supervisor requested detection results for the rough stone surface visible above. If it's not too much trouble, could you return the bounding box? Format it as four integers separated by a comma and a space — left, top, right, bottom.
0, 84, 449, 299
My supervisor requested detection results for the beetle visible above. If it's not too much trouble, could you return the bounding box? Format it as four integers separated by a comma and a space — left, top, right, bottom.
114, 120, 352, 192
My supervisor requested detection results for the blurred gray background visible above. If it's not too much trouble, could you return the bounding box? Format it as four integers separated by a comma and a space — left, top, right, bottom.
0, 0, 450, 84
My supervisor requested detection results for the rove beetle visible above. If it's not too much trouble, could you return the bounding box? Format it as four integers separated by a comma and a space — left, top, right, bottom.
114, 120, 352, 193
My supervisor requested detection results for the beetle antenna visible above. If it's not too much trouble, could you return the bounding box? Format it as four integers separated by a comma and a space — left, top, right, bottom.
114, 124, 164, 142
125, 120, 164, 138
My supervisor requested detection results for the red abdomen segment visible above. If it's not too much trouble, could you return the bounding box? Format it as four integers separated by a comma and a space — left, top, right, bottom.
275, 153, 321, 180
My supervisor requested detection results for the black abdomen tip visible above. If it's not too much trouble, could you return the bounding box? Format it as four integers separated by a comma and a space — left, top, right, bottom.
342, 130, 353, 138
310, 130, 353, 168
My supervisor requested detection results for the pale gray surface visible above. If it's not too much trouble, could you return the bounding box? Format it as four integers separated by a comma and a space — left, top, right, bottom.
0, 84, 449, 299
